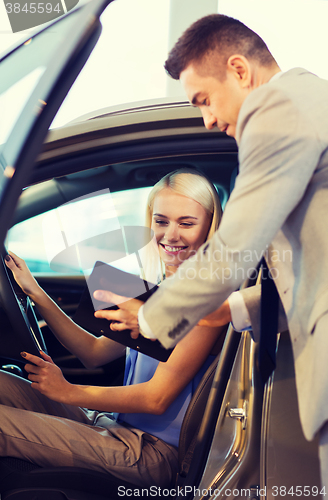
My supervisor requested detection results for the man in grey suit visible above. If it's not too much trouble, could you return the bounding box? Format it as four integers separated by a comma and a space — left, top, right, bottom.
94, 14, 328, 490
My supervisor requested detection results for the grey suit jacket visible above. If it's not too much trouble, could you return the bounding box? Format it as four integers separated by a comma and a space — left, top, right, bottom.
143, 68, 328, 440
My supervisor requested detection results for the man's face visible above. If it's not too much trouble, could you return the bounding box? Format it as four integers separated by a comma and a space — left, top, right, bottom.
180, 61, 249, 138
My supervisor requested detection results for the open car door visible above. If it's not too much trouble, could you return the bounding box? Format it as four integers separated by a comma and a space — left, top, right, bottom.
0, 0, 113, 248
0, 0, 113, 359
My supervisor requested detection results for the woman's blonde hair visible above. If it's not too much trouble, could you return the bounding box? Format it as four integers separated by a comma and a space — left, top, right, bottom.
141, 169, 222, 282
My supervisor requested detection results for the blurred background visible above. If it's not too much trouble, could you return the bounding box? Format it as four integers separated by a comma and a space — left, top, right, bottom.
1, 0, 328, 129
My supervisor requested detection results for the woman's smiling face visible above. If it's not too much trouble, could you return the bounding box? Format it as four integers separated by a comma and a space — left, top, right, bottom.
151, 188, 212, 275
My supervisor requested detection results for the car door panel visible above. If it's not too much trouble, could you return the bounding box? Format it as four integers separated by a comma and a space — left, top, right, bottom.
262, 331, 321, 499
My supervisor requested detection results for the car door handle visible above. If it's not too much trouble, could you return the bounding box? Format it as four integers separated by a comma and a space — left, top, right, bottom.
228, 400, 247, 429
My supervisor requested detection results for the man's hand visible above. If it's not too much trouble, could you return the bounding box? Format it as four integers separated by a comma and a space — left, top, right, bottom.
197, 299, 231, 327
93, 290, 143, 339
21, 351, 72, 402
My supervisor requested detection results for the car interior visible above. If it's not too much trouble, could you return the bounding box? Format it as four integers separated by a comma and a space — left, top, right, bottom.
0, 146, 242, 499
0, 122, 318, 500
0, 0, 323, 496
0, 145, 322, 499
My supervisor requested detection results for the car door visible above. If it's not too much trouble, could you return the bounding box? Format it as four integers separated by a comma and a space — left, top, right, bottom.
0, 0, 119, 377
0, 0, 113, 250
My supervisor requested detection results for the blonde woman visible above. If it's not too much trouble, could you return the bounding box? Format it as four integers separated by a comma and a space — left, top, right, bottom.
140, 168, 222, 284
2, 169, 227, 488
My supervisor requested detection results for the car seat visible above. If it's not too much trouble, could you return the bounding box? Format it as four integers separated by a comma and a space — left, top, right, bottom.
0, 348, 223, 500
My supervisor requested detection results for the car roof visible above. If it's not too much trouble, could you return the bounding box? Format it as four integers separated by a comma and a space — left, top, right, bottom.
14, 98, 238, 226
43, 97, 211, 153
34, 98, 237, 181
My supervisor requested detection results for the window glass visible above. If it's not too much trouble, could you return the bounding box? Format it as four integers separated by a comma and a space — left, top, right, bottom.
0, 9, 82, 156
7, 186, 153, 276
0, 67, 45, 147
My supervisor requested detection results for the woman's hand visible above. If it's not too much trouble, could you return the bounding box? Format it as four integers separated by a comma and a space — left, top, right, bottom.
5, 251, 41, 299
93, 290, 143, 339
21, 351, 72, 402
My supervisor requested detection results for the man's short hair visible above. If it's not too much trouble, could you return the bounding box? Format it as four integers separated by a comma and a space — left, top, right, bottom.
165, 14, 277, 80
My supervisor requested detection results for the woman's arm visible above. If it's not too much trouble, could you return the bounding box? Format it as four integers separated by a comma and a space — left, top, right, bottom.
22, 321, 226, 415
6, 252, 125, 369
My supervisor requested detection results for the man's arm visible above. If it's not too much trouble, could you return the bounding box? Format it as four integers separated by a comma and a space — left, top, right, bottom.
94, 81, 320, 349
138, 83, 320, 348
92, 283, 288, 345
93, 291, 232, 337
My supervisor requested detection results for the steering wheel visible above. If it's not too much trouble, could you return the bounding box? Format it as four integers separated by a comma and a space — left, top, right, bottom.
0, 247, 47, 361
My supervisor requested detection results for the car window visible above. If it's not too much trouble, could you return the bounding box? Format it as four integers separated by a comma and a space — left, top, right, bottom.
0, 67, 45, 149
0, 8, 85, 160
7, 186, 153, 276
